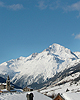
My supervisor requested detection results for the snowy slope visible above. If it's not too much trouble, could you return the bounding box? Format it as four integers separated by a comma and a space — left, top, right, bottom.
0, 91, 52, 100
74, 52, 80, 58
40, 81, 80, 99
40, 81, 80, 94
0, 43, 80, 88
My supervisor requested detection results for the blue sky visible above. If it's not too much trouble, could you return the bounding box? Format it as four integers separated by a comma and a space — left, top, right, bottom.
0, 0, 80, 64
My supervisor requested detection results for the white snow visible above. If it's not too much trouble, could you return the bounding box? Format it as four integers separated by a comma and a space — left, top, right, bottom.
63, 92, 80, 100
0, 43, 80, 87
0, 91, 52, 100
74, 52, 80, 58
57, 72, 80, 84
0, 43, 80, 99
40, 81, 80, 100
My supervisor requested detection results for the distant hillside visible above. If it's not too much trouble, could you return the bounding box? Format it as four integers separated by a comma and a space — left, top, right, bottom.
0, 77, 6, 83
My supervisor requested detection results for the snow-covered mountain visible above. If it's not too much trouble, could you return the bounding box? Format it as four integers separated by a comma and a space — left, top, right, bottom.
0, 43, 80, 89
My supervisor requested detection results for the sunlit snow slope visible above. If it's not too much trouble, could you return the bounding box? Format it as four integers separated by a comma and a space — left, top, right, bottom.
0, 43, 80, 88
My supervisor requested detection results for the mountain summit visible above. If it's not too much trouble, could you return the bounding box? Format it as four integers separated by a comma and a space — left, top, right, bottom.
0, 43, 80, 88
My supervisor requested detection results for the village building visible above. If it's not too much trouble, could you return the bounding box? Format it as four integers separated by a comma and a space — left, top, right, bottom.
6, 75, 11, 91
23, 86, 33, 92
53, 92, 80, 100
53, 93, 65, 100
0, 75, 15, 93
0, 83, 6, 90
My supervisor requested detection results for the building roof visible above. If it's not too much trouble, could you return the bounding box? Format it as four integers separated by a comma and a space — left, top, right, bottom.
1, 89, 8, 92
23, 86, 33, 89
53, 92, 80, 100
0, 83, 6, 85
53, 93, 65, 100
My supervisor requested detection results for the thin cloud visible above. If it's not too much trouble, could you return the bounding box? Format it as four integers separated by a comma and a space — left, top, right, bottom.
72, 33, 75, 36
36, 0, 61, 10
0, 1, 24, 10
8, 4, 23, 10
49, 1, 61, 10
63, 1, 80, 17
0, 1, 5, 7
64, 1, 80, 11
36, 0, 80, 18
75, 34, 80, 39
36, 1, 48, 10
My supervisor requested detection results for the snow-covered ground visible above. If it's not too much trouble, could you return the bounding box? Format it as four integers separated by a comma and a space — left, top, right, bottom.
0, 84, 80, 100
40, 80, 80, 98
39, 80, 80, 100
62, 92, 80, 100
0, 91, 52, 100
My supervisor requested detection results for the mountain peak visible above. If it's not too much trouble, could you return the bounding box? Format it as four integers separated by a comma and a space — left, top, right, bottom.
0, 43, 79, 89
49, 43, 66, 50
45, 43, 71, 54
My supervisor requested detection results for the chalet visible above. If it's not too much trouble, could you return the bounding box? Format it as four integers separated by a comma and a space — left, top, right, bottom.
53, 93, 65, 100
0, 89, 3, 93
23, 86, 33, 92
0, 83, 6, 90
53, 92, 80, 100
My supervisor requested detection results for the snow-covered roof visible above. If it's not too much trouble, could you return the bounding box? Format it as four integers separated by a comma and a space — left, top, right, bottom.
0, 83, 6, 85
0, 91, 52, 100
62, 92, 80, 100
23, 86, 33, 89
1, 89, 8, 92
27, 87, 33, 89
